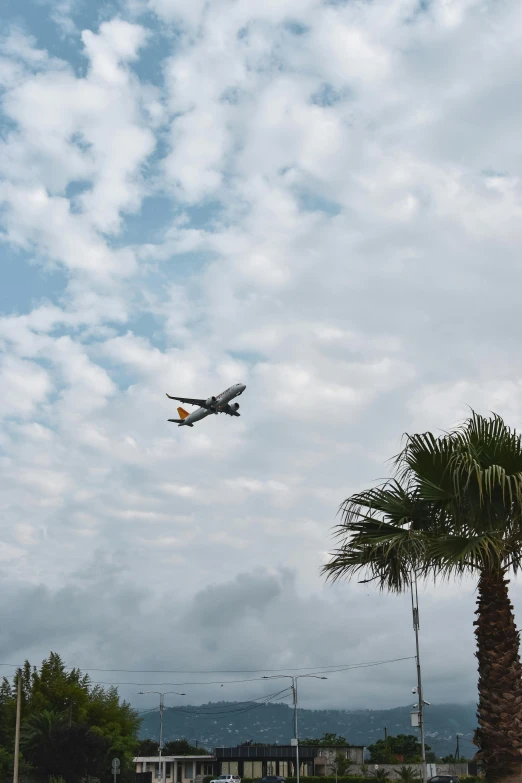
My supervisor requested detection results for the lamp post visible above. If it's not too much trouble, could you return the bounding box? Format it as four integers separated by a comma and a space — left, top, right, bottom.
262, 675, 328, 783
138, 691, 186, 783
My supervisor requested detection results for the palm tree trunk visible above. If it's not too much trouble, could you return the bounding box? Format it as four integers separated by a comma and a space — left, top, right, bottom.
474, 570, 522, 783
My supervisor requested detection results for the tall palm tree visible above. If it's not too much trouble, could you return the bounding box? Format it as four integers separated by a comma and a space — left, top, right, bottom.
324, 412, 522, 783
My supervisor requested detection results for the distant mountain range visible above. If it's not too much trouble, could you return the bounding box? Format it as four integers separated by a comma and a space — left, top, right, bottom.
139, 702, 477, 760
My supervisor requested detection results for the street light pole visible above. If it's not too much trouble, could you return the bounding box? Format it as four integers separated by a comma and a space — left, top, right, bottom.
138, 691, 186, 783
293, 678, 300, 783
411, 571, 427, 783
262, 674, 327, 783
159, 694, 164, 783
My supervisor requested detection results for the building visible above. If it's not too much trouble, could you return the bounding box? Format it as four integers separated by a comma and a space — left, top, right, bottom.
134, 755, 216, 783
135, 744, 366, 781
216, 744, 365, 778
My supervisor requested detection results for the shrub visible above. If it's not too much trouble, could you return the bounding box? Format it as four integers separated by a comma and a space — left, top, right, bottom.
393, 767, 420, 783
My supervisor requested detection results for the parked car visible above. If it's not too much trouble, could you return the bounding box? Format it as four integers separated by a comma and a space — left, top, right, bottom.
210, 776, 241, 783
256, 777, 286, 783
428, 777, 459, 783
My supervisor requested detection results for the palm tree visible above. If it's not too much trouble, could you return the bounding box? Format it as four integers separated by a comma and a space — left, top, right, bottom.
21, 708, 65, 746
394, 766, 420, 783
323, 412, 522, 783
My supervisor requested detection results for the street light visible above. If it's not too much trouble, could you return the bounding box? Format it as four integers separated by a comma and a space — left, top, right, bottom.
137, 691, 187, 783
262, 675, 328, 783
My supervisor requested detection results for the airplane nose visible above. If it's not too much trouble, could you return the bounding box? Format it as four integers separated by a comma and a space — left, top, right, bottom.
239, 384, 246, 393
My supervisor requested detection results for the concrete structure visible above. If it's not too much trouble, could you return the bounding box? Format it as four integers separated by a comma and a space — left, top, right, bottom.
216, 745, 365, 778
134, 756, 216, 783
348, 763, 470, 780
135, 753, 473, 781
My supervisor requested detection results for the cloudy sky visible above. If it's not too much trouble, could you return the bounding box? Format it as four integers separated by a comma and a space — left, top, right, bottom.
1, 0, 522, 720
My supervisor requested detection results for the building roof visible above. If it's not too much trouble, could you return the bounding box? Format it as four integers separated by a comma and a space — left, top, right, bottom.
215, 745, 364, 760
134, 756, 215, 762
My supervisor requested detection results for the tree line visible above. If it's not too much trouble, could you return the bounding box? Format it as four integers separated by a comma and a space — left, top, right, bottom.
0, 653, 203, 783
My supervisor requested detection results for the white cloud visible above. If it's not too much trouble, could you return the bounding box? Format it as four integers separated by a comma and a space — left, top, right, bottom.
165, 108, 229, 201
2, 0, 522, 715
0, 355, 51, 420
0, 18, 155, 272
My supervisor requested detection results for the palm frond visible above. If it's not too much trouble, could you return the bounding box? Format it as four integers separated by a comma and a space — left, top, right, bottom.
425, 533, 506, 575
326, 412, 522, 595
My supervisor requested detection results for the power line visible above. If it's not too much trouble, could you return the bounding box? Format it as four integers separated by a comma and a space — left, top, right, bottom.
84, 657, 415, 688
163, 689, 293, 718
141, 687, 292, 714
140, 689, 294, 725
0, 657, 413, 675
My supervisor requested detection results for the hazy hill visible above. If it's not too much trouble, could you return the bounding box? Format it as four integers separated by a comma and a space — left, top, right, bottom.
139, 702, 477, 760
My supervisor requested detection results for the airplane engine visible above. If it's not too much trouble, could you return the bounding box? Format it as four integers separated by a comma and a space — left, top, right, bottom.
231, 403, 239, 411
205, 396, 217, 407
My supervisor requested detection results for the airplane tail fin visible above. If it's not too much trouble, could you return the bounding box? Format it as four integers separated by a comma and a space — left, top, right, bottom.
177, 407, 190, 420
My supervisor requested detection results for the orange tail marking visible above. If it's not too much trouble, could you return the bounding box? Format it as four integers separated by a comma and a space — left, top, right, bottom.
177, 407, 190, 420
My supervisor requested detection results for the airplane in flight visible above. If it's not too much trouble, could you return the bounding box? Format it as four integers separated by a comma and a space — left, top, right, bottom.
166, 383, 246, 427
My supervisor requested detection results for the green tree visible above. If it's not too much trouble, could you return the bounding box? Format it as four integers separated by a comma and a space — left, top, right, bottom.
301, 733, 350, 746
0, 654, 140, 783
22, 716, 112, 783
137, 738, 161, 755
367, 736, 428, 764
0, 677, 14, 751
330, 752, 353, 776
373, 770, 390, 783
324, 412, 522, 783
162, 739, 208, 755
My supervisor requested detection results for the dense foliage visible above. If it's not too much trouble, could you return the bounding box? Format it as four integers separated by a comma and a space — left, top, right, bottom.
301, 733, 350, 747
234, 779, 481, 783
0, 653, 140, 783
367, 735, 431, 764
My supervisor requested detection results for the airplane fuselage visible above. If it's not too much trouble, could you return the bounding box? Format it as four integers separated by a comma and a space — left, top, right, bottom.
177, 383, 246, 427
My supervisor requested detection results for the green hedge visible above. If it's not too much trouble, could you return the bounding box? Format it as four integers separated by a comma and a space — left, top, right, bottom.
236, 777, 482, 783
239, 778, 375, 783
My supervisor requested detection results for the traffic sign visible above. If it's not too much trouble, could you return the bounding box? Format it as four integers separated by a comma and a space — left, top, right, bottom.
112, 759, 121, 772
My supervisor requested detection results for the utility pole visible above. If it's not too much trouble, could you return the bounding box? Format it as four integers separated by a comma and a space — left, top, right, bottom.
261, 674, 327, 783
455, 735, 460, 761
411, 571, 427, 783
13, 671, 21, 783
384, 727, 387, 741
138, 691, 186, 783
159, 693, 164, 783
293, 678, 300, 783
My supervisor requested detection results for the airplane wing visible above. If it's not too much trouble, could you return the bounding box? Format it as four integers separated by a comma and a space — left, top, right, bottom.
166, 394, 208, 407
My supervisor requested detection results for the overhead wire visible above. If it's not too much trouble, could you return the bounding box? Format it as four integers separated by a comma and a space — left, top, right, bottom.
164, 689, 293, 718
83, 657, 415, 688
142, 687, 292, 715
0, 657, 414, 675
